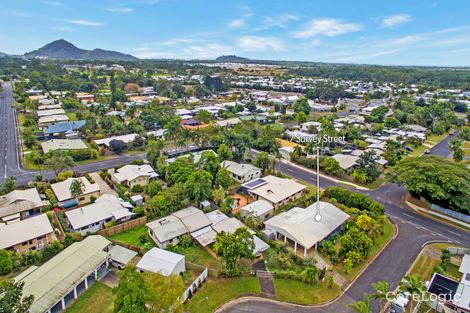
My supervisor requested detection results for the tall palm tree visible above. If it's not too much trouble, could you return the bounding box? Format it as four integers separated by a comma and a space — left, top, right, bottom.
371, 281, 391, 311
399, 275, 425, 313
347, 293, 372, 313
70, 179, 85, 198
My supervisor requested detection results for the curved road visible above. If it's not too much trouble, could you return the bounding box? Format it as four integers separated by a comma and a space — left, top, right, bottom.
2, 82, 469, 312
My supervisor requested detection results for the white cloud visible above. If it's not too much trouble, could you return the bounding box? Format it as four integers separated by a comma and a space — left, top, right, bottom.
66, 19, 103, 26
161, 38, 198, 45
335, 49, 399, 62
184, 43, 234, 59
258, 13, 299, 30
238, 36, 284, 52
381, 14, 411, 28
229, 18, 246, 29
294, 18, 362, 38
132, 47, 175, 58
107, 7, 133, 13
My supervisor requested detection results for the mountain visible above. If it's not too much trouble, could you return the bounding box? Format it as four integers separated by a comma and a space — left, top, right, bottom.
215, 55, 250, 62
25, 39, 138, 61
0, 52, 6, 57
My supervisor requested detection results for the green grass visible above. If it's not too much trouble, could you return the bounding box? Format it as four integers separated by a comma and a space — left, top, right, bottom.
274, 278, 340, 305
409, 254, 441, 281
334, 218, 395, 281
109, 225, 153, 250
426, 132, 449, 144
66, 112, 78, 121
363, 177, 386, 189
445, 263, 461, 281
23, 151, 113, 170
65, 282, 114, 313
182, 246, 223, 271
184, 277, 260, 313
409, 145, 429, 157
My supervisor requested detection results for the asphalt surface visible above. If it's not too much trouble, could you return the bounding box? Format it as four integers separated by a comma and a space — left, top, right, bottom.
427, 130, 460, 158
1, 82, 469, 312
218, 160, 469, 313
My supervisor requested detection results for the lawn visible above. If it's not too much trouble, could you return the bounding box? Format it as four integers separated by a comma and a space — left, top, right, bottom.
274, 278, 340, 305
184, 277, 260, 313
334, 218, 395, 281
65, 282, 114, 313
109, 225, 154, 250
23, 151, 113, 170
409, 144, 429, 157
426, 132, 449, 144
182, 246, 224, 271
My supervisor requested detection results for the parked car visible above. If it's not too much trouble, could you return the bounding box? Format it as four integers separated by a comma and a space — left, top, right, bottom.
405, 146, 414, 152
425, 149, 430, 154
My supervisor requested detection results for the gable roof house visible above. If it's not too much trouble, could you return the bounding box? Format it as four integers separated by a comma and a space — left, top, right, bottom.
41, 139, 88, 154
43, 120, 86, 136
241, 175, 306, 209
239, 200, 274, 222
64, 194, 134, 236
332, 154, 360, 172
17, 236, 111, 313
264, 201, 350, 257
111, 164, 158, 188
51, 177, 101, 208
0, 188, 47, 223
38, 114, 69, 128
221, 161, 262, 183
0, 213, 56, 253
146, 206, 212, 248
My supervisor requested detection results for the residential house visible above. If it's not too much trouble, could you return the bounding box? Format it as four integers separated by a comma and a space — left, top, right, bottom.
240, 200, 274, 222
51, 177, 100, 208
241, 175, 306, 209
43, 121, 86, 137
136, 248, 185, 276
332, 154, 360, 172
0, 214, 55, 253
108, 245, 138, 270
264, 201, 350, 257
221, 160, 261, 183
64, 194, 134, 236
17, 236, 111, 313
0, 188, 47, 223
38, 115, 69, 128
111, 164, 158, 188
41, 139, 88, 154
94, 133, 141, 148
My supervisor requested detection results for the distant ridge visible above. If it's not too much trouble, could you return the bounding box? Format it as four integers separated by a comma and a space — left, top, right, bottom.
25, 39, 138, 61
215, 55, 250, 62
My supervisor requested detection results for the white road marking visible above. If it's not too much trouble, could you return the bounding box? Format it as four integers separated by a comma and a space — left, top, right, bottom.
402, 213, 416, 219
447, 230, 462, 237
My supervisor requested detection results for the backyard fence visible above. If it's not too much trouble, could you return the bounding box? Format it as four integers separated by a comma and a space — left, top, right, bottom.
448, 247, 469, 256
98, 216, 147, 237
186, 261, 219, 279
182, 267, 208, 302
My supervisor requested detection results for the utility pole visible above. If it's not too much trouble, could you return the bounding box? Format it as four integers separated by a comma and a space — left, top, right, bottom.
315, 145, 322, 222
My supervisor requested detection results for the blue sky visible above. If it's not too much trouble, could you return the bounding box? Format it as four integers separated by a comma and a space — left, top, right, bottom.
1, 0, 470, 66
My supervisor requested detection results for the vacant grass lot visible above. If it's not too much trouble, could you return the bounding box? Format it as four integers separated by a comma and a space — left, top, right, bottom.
65, 282, 114, 313
274, 278, 340, 305
185, 277, 260, 313
109, 225, 153, 250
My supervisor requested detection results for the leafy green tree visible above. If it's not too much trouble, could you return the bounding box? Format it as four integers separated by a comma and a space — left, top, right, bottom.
213, 227, 255, 277
195, 109, 212, 123
296, 111, 307, 124
215, 168, 232, 189
44, 151, 76, 174
399, 276, 426, 313
449, 138, 464, 162
355, 150, 382, 183
254, 152, 272, 174
0, 280, 34, 313
293, 97, 311, 115
347, 293, 372, 313
147, 180, 162, 198
165, 157, 195, 185
0, 250, 13, 275
387, 156, 470, 214
211, 186, 226, 206
217, 144, 233, 161
2, 177, 16, 194
185, 170, 213, 204
69, 179, 85, 198
113, 265, 148, 313
143, 272, 185, 313
320, 157, 344, 176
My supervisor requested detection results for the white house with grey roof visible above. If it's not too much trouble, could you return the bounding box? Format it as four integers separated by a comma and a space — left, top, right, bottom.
221, 160, 261, 183
240, 200, 274, 222
41, 139, 88, 154
0, 188, 47, 223
111, 164, 158, 188
264, 201, 350, 257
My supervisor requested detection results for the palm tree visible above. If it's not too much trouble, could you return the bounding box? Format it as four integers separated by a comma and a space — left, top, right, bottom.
399, 275, 425, 313
70, 179, 85, 198
348, 293, 372, 313
371, 281, 391, 311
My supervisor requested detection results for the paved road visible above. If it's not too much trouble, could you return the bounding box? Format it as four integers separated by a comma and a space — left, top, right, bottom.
428, 131, 460, 158
218, 162, 469, 313
0, 82, 26, 179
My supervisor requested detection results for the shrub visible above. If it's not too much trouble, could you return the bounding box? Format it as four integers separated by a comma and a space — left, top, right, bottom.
0, 250, 13, 274
131, 184, 144, 193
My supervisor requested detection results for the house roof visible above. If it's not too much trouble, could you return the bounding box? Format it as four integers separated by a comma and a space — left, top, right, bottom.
94, 133, 140, 147
36, 109, 66, 117
38, 114, 69, 124
136, 247, 184, 276
64, 194, 132, 230
113, 164, 158, 183
240, 200, 273, 217
147, 215, 188, 243
41, 139, 87, 153
264, 201, 350, 249
0, 188, 44, 218
109, 245, 137, 266
51, 177, 100, 202
332, 154, 360, 170
43, 121, 86, 135
221, 160, 261, 177
17, 236, 110, 313
244, 175, 306, 204
171, 206, 212, 233
215, 118, 241, 127
0, 214, 54, 249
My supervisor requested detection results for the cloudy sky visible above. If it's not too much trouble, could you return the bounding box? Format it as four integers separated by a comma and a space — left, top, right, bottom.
1, 0, 470, 66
